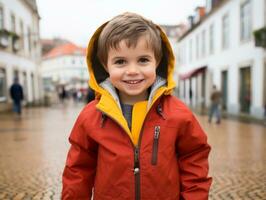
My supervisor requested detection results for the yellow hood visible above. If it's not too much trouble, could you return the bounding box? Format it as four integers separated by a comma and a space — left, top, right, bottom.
86, 21, 176, 145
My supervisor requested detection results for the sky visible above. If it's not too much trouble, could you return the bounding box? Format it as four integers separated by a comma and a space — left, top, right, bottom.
36, 0, 205, 46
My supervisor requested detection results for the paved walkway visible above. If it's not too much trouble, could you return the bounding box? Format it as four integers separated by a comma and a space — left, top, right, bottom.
0, 102, 265, 199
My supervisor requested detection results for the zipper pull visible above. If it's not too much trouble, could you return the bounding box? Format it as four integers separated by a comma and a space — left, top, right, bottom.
154, 126, 160, 139
151, 126, 160, 165
134, 167, 140, 175
134, 147, 140, 174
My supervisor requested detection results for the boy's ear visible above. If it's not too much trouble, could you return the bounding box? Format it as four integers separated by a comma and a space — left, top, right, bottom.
102, 64, 109, 73
99, 58, 109, 73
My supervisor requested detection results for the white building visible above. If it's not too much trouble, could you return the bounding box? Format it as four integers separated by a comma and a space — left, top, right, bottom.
178, 0, 266, 119
0, 0, 41, 111
160, 24, 187, 92
41, 42, 88, 93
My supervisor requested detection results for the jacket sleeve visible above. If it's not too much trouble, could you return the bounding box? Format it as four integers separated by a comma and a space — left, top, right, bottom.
176, 113, 212, 200
62, 115, 98, 200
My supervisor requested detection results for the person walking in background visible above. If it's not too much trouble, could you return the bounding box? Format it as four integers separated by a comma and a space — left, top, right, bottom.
85, 86, 95, 103
208, 85, 222, 124
189, 87, 193, 106
58, 86, 67, 103
10, 77, 24, 116
62, 12, 212, 199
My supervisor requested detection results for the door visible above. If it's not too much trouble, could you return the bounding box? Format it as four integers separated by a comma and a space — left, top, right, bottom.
23, 72, 28, 102
221, 70, 228, 110
239, 67, 251, 113
262, 63, 266, 118
201, 72, 206, 109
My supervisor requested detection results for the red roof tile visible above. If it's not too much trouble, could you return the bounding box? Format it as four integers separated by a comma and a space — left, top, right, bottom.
43, 42, 86, 59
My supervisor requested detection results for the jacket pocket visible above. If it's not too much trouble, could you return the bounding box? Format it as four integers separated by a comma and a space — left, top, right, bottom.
151, 126, 160, 165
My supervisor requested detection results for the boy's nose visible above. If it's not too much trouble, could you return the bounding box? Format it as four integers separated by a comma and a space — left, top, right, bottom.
126, 64, 139, 75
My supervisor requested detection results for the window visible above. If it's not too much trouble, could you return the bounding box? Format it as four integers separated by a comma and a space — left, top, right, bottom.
181, 44, 185, 65
265, 0, 266, 26
196, 34, 200, 59
209, 24, 214, 54
0, 69, 7, 102
23, 72, 28, 101
222, 13, 230, 49
183, 44, 187, 65
20, 20, 24, 50
11, 13, 15, 32
240, 0, 252, 41
0, 6, 4, 29
189, 39, 193, 62
177, 47, 181, 65
31, 73, 35, 100
201, 30, 206, 57
27, 27, 31, 53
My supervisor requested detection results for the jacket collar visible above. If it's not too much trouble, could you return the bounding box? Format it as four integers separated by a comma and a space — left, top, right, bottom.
99, 76, 166, 110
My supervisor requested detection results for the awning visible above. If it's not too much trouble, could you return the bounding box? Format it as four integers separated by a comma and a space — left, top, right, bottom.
179, 66, 207, 80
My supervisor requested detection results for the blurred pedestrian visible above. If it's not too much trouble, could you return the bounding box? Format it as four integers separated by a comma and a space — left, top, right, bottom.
72, 90, 78, 103
208, 85, 222, 124
10, 77, 24, 115
62, 12, 212, 199
189, 88, 193, 105
77, 90, 82, 102
86, 87, 95, 103
59, 86, 67, 103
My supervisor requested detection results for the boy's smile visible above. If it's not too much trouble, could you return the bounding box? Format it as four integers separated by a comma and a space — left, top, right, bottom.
106, 36, 158, 105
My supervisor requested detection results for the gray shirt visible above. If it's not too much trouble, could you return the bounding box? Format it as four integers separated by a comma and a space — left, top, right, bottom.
121, 103, 133, 130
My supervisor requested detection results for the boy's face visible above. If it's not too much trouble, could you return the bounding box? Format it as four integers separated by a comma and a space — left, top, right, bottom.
106, 36, 157, 104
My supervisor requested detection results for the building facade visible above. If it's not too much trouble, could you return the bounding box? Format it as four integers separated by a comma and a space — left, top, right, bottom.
41, 42, 88, 94
178, 0, 266, 119
0, 0, 41, 111
160, 24, 187, 94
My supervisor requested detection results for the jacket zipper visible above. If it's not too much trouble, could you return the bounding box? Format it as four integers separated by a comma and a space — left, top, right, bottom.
98, 100, 163, 200
134, 147, 140, 200
133, 102, 164, 200
97, 109, 141, 200
151, 126, 160, 165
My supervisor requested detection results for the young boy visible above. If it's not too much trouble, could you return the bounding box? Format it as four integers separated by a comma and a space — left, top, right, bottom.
62, 12, 212, 200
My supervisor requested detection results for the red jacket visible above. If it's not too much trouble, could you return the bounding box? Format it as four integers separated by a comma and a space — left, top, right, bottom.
62, 95, 212, 200
62, 17, 211, 199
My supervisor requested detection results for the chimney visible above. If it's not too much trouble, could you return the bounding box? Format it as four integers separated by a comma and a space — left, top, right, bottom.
194, 6, 206, 24
187, 15, 195, 29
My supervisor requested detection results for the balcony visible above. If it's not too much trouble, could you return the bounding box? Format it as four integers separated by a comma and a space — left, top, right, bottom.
254, 26, 266, 48
0, 28, 20, 52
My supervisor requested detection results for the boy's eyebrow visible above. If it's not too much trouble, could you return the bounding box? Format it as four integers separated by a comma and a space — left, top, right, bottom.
110, 54, 154, 61
138, 54, 153, 58
111, 56, 125, 61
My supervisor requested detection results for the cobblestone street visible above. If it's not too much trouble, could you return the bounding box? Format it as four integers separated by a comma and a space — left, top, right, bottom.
0, 102, 265, 200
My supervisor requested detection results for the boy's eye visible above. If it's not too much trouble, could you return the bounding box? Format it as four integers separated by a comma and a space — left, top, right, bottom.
139, 57, 150, 63
114, 59, 126, 65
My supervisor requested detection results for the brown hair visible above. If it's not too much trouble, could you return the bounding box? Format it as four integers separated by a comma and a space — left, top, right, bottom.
97, 12, 162, 66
